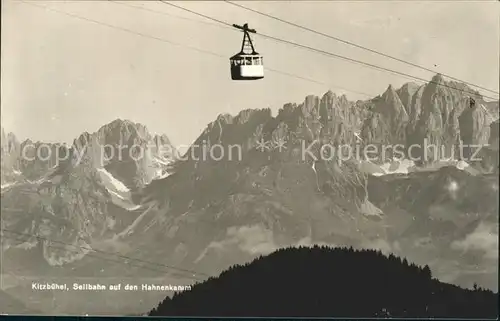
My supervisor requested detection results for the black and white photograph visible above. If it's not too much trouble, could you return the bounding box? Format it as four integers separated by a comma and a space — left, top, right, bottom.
1, 0, 499, 318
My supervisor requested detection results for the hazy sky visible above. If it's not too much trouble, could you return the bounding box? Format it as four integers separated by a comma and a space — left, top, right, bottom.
2, 0, 499, 147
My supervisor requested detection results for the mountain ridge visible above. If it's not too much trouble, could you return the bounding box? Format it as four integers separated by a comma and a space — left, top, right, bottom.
1, 74, 498, 315
150, 246, 498, 318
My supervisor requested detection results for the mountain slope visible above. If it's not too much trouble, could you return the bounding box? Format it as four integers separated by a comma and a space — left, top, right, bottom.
1, 74, 498, 315
72, 119, 176, 188
1, 128, 21, 186
361, 85, 409, 159
1, 120, 176, 275
366, 166, 498, 290
150, 246, 498, 318
128, 97, 388, 276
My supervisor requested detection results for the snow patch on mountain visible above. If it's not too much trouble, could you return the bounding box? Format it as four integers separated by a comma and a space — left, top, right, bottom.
152, 156, 171, 166
357, 158, 482, 177
407, 160, 481, 176
151, 156, 173, 180
356, 159, 414, 176
1, 182, 15, 190
96, 168, 140, 211
112, 202, 156, 240
97, 168, 130, 193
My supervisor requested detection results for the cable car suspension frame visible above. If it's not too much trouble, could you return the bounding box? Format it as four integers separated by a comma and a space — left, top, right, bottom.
229, 23, 264, 81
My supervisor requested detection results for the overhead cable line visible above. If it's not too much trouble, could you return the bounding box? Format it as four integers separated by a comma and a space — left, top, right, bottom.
160, 1, 499, 101
2, 232, 204, 280
113, 0, 233, 31
21, 0, 374, 99
223, 0, 499, 96
1, 228, 211, 279
111, 0, 373, 97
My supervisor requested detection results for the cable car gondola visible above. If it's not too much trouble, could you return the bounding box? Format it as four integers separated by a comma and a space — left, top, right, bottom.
229, 23, 264, 80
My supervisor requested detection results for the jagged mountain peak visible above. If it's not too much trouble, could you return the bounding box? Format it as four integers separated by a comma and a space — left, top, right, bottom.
208, 108, 273, 130
73, 131, 92, 144
71, 120, 174, 152
381, 84, 401, 101
359, 83, 414, 158
371, 84, 409, 120
193, 108, 274, 154
396, 82, 422, 115
398, 82, 420, 92
425, 73, 481, 100
322, 90, 336, 99
106, 118, 138, 127
403, 73, 487, 164
488, 118, 499, 147
235, 108, 272, 125
96, 118, 150, 141
215, 113, 234, 125
1, 128, 22, 185
55, 119, 176, 188
188, 91, 360, 157
431, 73, 445, 84
320, 90, 350, 107
152, 133, 172, 146
299, 92, 350, 115
1, 128, 19, 149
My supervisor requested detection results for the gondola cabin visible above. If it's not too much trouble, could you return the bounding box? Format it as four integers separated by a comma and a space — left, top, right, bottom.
230, 23, 264, 81
230, 53, 264, 80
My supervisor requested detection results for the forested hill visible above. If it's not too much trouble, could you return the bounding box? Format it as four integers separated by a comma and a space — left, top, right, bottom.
149, 246, 498, 318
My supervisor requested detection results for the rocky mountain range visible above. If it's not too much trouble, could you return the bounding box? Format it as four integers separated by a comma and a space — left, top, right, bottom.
1, 73, 498, 315
1, 121, 177, 269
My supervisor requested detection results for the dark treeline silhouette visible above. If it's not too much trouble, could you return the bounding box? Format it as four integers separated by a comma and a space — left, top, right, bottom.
149, 246, 498, 318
